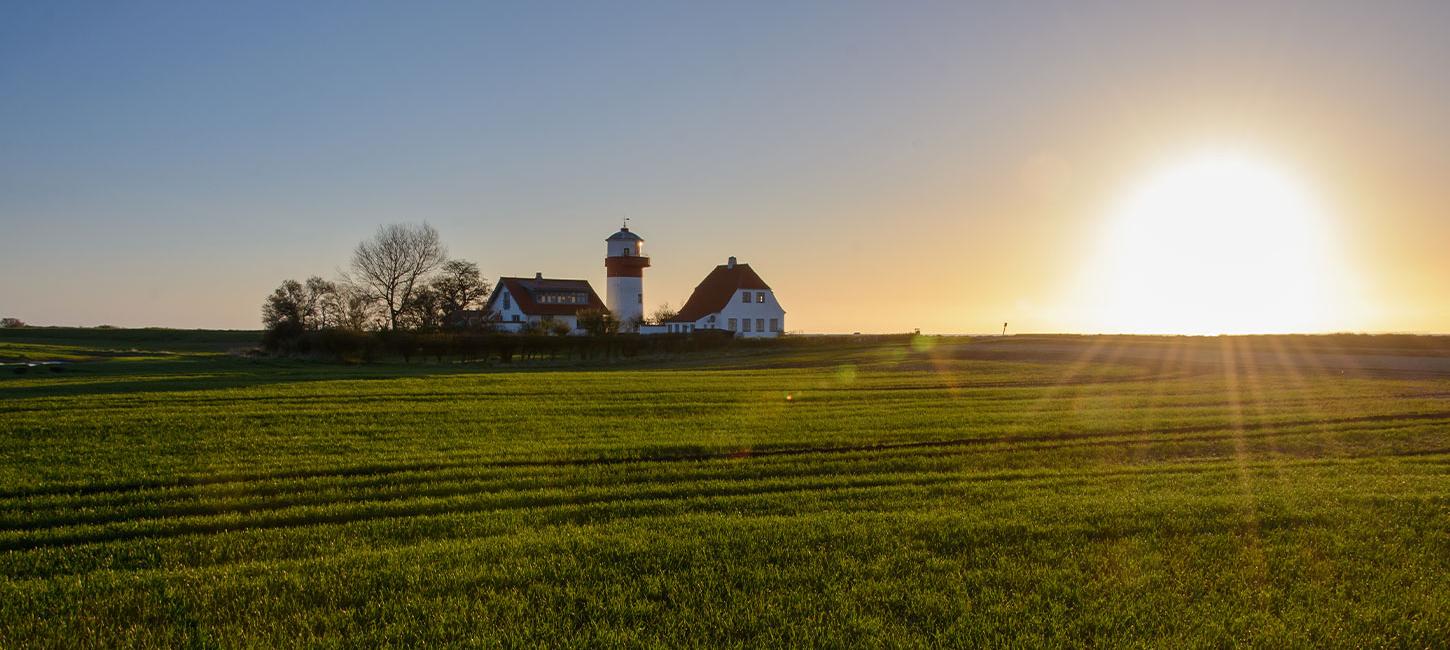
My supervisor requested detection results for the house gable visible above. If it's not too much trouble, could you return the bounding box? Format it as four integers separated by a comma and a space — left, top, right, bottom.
485, 277, 606, 318
669, 263, 774, 323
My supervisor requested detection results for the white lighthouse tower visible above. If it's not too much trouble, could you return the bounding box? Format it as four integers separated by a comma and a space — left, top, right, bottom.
604, 221, 649, 331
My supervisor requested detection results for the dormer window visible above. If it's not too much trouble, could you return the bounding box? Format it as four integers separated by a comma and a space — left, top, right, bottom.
535, 292, 588, 305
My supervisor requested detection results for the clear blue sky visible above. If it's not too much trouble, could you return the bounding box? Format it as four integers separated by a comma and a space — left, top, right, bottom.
4, 2, 1449, 332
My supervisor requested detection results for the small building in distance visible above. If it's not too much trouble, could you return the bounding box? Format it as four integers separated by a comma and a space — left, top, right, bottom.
482, 225, 787, 337
484, 273, 606, 334
663, 257, 785, 338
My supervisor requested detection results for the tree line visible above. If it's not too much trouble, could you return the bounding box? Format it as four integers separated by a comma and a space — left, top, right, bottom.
262, 223, 494, 348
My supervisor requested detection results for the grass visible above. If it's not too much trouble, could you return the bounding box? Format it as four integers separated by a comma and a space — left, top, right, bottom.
0, 327, 260, 363
0, 329, 1447, 646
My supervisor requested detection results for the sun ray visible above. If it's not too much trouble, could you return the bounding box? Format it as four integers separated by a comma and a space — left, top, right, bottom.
1125, 336, 1188, 467
1217, 337, 1271, 603
1262, 335, 1345, 458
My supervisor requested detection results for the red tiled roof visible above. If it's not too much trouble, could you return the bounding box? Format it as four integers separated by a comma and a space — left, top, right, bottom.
485, 277, 606, 316
669, 264, 771, 322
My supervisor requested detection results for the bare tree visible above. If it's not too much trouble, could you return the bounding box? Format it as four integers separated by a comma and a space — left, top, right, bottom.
400, 286, 445, 331
650, 303, 678, 325
431, 259, 490, 317
337, 282, 378, 331
350, 223, 447, 330
304, 276, 339, 329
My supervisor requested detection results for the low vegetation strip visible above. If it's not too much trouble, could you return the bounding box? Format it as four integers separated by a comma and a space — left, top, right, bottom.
0, 331, 1447, 646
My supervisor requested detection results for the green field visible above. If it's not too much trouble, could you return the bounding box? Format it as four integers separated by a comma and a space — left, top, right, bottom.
1, 329, 1447, 647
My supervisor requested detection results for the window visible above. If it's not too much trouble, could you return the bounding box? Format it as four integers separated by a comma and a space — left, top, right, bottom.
770, 318, 779, 332
756, 292, 765, 303
741, 291, 750, 303
743, 319, 752, 332
728, 318, 737, 331
637, 293, 642, 304
756, 318, 764, 332
503, 293, 511, 310
535, 292, 586, 305
707, 314, 716, 323
550, 293, 583, 304
624, 247, 632, 256
512, 314, 521, 322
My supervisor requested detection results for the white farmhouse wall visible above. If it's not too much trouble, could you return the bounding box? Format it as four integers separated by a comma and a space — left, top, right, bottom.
490, 286, 588, 334
492, 287, 526, 329
714, 289, 785, 338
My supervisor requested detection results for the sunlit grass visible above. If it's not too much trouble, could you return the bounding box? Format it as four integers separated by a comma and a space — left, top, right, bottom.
0, 333, 1446, 646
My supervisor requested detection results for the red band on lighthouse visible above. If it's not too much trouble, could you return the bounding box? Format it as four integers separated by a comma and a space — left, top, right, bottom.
605, 256, 651, 277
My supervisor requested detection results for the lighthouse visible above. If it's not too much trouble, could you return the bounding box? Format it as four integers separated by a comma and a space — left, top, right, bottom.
604, 221, 650, 331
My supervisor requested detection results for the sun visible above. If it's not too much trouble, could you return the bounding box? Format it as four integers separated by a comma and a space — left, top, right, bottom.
1077, 150, 1350, 335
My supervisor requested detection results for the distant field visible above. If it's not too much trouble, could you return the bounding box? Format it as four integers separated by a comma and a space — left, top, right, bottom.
0, 330, 1447, 646
0, 327, 259, 362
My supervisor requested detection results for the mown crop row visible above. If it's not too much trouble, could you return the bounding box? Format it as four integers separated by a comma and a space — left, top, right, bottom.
0, 338, 1447, 646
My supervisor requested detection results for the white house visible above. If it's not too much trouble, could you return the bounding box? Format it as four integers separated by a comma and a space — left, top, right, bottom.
484, 273, 606, 334
664, 257, 786, 338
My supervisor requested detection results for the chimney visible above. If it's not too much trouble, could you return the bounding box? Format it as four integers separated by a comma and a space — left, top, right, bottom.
727, 256, 737, 269
535, 272, 543, 280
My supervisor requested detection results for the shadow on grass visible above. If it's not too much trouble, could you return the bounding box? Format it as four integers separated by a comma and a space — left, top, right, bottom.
0, 341, 966, 401
0, 459, 1368, 554
0, 354, 711, 401
5, 408, 1447, 503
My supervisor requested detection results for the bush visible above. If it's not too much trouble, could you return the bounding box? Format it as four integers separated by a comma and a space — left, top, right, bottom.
252, 321, 909, 365
255, 328, 789, 364
576, 308, 619, 336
